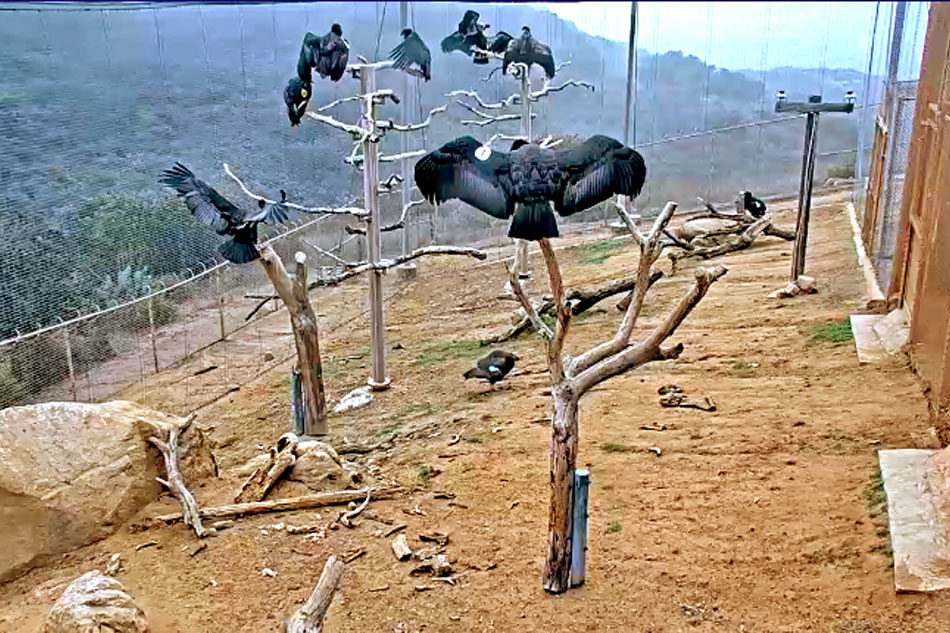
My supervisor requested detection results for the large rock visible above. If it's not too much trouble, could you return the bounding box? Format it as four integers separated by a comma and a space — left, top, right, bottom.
44, 571, 149, 633
0, 401, 216, 582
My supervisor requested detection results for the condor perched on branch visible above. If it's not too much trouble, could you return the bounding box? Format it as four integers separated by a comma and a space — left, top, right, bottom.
503, 26, 555, 79
283, 24, 349, 126
160, 163, 288, 264
414, 135, 646, 241
389, 29, 432, 81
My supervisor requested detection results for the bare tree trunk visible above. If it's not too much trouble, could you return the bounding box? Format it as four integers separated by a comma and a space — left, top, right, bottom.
543, 385, 579, 593
258, 247, 328, 435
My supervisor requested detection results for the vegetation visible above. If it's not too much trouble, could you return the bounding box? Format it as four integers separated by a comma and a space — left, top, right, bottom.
577, 239, 626, 265
606, 521, 623, 533
730, 359, 755, 378
415, 339, 485, 364
416, 463, 434, 486
809, 318, 855, 343
601, 441, 633, 453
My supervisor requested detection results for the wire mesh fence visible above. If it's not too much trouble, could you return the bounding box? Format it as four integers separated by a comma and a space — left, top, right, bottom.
0, 1, 895, 411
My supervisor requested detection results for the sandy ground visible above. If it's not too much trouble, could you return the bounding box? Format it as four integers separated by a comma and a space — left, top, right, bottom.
3, 191, 950, 633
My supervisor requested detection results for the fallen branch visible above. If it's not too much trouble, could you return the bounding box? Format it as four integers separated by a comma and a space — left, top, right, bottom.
335, 489, 372, 528
235, 435, 297, 504
283, 555, 345, 633
669, 217, 772, 265
148, 487, 403, 525
487, 270, 662, 344
148, 415, 208, 538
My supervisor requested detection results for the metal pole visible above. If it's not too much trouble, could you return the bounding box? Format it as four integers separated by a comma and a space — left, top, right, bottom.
570, 468, 590, 587
147, 295, 159, 373
515, 71, 532, 279
623, 1, 638, 147
791, 110, 819, 281
397, 1, 417, 280
361, 66, 390, 390
63, 326, 77, 401
215, 269, 226, 340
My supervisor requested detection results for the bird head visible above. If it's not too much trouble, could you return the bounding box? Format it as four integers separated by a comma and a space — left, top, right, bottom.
401, 28, 413, 38
743, 190, 753, 204
521, 26, 531, 36
283, 77, 312, 127
331, 23, 343, 36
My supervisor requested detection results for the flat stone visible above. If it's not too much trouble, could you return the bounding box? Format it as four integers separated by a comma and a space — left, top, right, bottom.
879, 449, 950, 592
850, 314, 888, 364
873, 308, 910, 356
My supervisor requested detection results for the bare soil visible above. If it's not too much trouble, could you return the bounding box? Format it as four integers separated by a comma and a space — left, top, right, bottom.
3, 191, 949, 633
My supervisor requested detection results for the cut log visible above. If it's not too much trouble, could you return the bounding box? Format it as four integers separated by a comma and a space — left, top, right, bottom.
147, 487, 403, 525
234, 436, 297, 504
283, 555, 345, 633
148, 415, 209, 538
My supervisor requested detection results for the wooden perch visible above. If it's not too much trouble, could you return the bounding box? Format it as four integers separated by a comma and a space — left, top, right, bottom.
309, 246, 487, 288
149, 487, 403, 525
148, 415, 208, 538
669, 217, 772, 265
235, 435, 297, 504
223, 163, 366, 218
343, 199, 424, 235
258, 247, 328, 435
283, 555, 345, 633
508, 264, 553, 341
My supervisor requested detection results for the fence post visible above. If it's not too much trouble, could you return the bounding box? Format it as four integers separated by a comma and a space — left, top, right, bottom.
290, 368, 305, 434
570, 468, 590, 587
215, 269, 226, 341
147, 295, 159, 373
63, 327, 77, 401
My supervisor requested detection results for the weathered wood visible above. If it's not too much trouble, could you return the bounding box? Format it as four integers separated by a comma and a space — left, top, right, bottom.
283, 555, 345, 633
258, 248, 328, 435
308, 246, 487, 288
507, 264, 553, 340
542, 387, 579, 593
150, 487, 402, 524
539, 238, 570, 384
148, 415, 208, 538
234, 437, 297, 504
669, 217, 772, 265
391, 534, 412, 561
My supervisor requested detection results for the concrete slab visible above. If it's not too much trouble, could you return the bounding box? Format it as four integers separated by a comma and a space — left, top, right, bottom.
873, 307, 910, 355
850, 314, 887, 364
879, 449, 950, 592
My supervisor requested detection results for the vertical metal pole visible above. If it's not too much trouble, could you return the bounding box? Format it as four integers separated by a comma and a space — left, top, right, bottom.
856, 1, 882, 190
215, 269, 226, 340
147, 295, 159, 373
397, 1, 418, 278
362, 66, 390, 390
515, 71, 532, 279
791, 111, 819, 281
623, 1, 638, 147
63, 327, 77, 401
570, 468, 590, 587
290, 368, 304, 434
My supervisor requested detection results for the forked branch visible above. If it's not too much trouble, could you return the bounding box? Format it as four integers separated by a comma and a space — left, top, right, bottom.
223, 163, 367, 218
572, 264, 727, 395
309, 246, 487, 288
539, 239, 571, 384
508, 264, 553, 341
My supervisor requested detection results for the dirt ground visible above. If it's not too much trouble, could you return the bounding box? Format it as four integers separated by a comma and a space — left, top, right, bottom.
4, 191, 950, 633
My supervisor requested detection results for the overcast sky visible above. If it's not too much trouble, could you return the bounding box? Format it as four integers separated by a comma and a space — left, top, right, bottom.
545, 2, 928, 74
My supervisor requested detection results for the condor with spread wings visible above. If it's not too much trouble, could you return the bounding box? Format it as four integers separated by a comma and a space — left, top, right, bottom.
160, 163, 289, 264
283, 25, 349, 126
503, 26, 555, 79
414, 135, 646, 241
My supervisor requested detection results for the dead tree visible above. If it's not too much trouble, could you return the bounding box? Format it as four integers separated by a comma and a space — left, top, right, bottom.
283, 555, 344, 633
508, 200, 727, 592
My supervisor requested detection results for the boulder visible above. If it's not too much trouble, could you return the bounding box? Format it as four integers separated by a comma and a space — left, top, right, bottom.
289, 438, 362, 489
43, 572, 149, 633
0, 401, 216, 582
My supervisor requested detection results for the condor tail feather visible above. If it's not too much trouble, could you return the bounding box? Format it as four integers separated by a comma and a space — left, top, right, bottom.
508, 202, 559, 241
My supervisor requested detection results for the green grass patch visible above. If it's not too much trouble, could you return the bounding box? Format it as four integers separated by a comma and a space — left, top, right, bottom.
380, 422, 401, 437
462, 434, 487, 444
415, 339, 485, 364
808, 318, 854, 343
601, 441, 632, 453
386, 402, 440, 421
729, 359, 754, 378
577, 239, 626, 265
416, 463, 433, 486
606, 521, 623, 533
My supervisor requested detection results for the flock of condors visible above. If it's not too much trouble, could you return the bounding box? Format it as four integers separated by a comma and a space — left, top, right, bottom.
159, 10, 764, 385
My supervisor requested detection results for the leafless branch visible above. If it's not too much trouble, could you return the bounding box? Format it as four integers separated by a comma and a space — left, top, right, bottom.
148, 415, 208, 538
572, 264, 728, 395
346, 149, 428, 166
539, 239, 571, 384
508, 265, 553, 341
669, 216, 772, 264
315, 95, 363, 113
300, 238, 356, 268
528, 79, 596, 102
568, 202, 677, 376
377, 103, 449, 133
344, 198, 425, 235
445, 89, 519, 110
283, 555, 345, 633
223, 163, 367, 218
308, 246, 487, 288
304, 111, 370, 141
